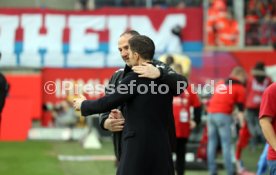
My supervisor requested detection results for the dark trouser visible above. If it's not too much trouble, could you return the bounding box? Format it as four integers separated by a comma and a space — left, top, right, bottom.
175, 138, 188, 175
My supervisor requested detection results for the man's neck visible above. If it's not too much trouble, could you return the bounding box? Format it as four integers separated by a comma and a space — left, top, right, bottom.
138, 59, 151, 65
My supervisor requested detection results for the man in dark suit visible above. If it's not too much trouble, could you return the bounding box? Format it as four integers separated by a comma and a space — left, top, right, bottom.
74, 35, 184, 175
99, 30, 188, 162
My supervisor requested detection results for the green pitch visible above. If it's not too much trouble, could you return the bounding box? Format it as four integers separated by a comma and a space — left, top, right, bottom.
0, 140, 263, 175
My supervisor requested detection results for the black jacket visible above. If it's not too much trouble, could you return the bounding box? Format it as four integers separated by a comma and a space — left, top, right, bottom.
0, 73, 8, 113
81, 70, 178, 175
99, 60, 188, 160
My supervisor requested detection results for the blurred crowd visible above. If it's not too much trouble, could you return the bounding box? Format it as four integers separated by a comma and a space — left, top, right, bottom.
207, 0, 276, 47
43, 96, 79, 128
37, 0, 276, 48
75, 0, 202, 10
245, 0, 276, 46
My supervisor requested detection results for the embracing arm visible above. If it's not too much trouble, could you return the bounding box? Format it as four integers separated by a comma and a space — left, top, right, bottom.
81, 93, 127, 116
81, 73, 137, 116
131, 61, 188, 96
155, 61, 188, 96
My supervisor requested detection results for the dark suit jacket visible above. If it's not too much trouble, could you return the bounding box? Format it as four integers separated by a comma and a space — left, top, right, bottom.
81, 71, 175, 175
99, 60, 187, 160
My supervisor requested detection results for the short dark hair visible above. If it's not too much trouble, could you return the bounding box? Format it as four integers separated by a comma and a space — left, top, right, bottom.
120, 30, 140, 37
128, 35, 155, 60
253, 62, 265, 71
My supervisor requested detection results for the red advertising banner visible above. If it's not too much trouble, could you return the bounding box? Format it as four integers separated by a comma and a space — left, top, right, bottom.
5, 74, 42, 119
42, 68, 119, 104
41, 67, 119, 126
1, 98, 32, 141
1, 75, 41, 140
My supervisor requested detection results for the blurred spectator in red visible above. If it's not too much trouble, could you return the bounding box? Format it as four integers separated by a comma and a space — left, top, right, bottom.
207, 19, 216, 46
216, 10, 239, 46
207, 1, 220, 46
207, 67, 247, 175
207, 0, 240, 46
212, 0, 227, 20
207, 0, 227, 46
172, 64, 202, 175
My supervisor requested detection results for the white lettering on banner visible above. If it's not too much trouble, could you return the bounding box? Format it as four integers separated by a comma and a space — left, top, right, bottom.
106, 16, 128, 66
22, 14, 65, 52
69, 16, 105, 52
20, 14, 66, 67
0, 14, 187, 67
130, 14, 186, 53
0, 15, 19, 52
107, 16, 128, 53
0, 52, 17, 66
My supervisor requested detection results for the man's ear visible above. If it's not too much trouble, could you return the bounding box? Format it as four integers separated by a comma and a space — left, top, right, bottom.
134, 52, 139, 60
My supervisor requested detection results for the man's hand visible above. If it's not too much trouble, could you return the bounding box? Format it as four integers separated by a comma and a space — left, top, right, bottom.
104, 109, 125, 132
109, 109, 123, 119
132, 62, 161, 79
73, 95, 86, 111
190, 120, 196, 129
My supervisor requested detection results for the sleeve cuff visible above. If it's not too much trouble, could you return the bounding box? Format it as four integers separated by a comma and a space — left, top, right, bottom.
80, 100, 90, 116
